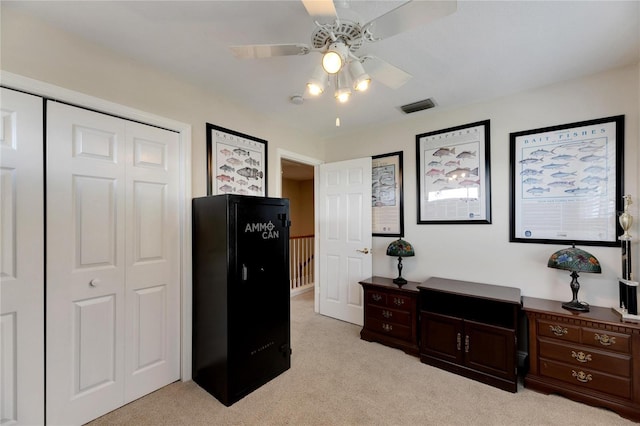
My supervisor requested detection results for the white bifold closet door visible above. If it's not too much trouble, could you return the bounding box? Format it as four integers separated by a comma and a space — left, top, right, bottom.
46, 101, 180, 425
0, 88, 45, 425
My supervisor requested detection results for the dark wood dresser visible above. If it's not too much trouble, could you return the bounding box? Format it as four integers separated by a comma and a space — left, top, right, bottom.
359, 276, 420, 356
523, 297, 640, 422
418, 277, 522, 393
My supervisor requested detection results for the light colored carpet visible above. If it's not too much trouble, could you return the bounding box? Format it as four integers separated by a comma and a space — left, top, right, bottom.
88, 291, 635, 425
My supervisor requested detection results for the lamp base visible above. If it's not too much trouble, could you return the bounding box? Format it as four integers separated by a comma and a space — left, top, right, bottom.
393, 277, 407, 286
562, 300, 590, 312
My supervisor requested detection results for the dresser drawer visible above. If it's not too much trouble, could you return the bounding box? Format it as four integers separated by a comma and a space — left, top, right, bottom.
366, 290, 388, 306
368, 318, 412, 341
388, 294, 413, 310
582, 328, 631, 354
368, 305, 412, 326
539, 358, 632, 399
537, 319, 581, 343
538, 338, 631, 377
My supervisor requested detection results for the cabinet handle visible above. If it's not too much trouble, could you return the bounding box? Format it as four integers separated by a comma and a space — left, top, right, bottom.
372, 294, 382, 302
393, 297, 405, 307
456, 333, 461, 351
464, 335, 470, 353
572, 370, 593, 383
549, 325, 568, 336
571, 351, 592, 363
594, 333, 615, 346
382, 323, 393, 332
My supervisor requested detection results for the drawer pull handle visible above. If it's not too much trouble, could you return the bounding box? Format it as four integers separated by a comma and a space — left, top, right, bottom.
572, 370, 593, 383
382, 310, 392, 319
382, 323, 393, 332
464, 335, 470, 353
594, 333, 615, 346
456, 333, 461, 351
549, 325, 568, 336
393, 297, 405, 307
372, 294, 382, 302
571, 351, 592, 363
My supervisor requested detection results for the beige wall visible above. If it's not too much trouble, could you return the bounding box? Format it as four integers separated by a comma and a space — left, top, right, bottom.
3, 6, 639, 309
324, 63, 640, 308
0, 7, 325, 198
282, 178, 314, 237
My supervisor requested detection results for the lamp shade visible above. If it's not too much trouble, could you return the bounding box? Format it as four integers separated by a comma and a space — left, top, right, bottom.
306, 65, 326, 96
322, 42, 348, 74
386, 239, 415, 258
547, 245, 601, 273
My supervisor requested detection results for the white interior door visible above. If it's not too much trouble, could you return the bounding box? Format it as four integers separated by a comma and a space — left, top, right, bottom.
0, 88, 45, 425
318, 157, 372, 325
46, 101, 180, 425
124, 121, 180, 402
46, 102, 127, 425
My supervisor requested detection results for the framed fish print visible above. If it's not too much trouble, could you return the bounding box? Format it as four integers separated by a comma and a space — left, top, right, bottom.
206, 123, 268, 196
372, 151, 404, 237
416, 120, 491, 224
509, 115, 624, 246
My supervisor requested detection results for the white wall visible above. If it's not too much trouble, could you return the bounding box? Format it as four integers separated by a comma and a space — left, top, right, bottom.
324, 64, 640, 308
0, 6, 325, 198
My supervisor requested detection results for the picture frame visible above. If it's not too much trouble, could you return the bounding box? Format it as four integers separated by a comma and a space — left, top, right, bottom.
509, 115, 624, 247
206, 123, 268, 196
416, 120, 491, 224
372, 151, 404, 237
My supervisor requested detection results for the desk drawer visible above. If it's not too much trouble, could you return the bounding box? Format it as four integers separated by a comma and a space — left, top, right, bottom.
368, 305, 412, 326
539, 358, 632, 399
388, 294, 413, 309
537, 319, 581, 343
538, 338, 631, 377
368, 318, 412, 341
582, 328, 630, 354
366, 290, 387, 307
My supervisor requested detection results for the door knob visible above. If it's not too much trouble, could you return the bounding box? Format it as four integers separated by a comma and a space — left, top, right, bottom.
356, 248, 370, 254
89, 279, 101, 287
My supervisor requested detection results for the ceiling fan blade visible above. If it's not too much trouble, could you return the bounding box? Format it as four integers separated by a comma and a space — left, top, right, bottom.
230, 44, 311, 59
364, 0, 457, 40
301, 0, 337, 22
364, 56, 412, 89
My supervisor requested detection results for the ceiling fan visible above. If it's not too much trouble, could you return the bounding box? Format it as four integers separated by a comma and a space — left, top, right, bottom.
230, 0, 457, 103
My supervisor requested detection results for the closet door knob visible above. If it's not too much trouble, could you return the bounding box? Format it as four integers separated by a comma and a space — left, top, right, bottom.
89, 279, 101, 287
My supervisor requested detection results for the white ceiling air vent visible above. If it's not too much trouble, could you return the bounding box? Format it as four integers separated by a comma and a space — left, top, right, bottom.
400, 98, 436, 114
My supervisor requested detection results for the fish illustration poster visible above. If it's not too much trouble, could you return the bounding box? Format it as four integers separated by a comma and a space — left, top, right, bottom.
207, 123, 267, 196
510, 116, 623, 245
417, 121, 491, 224
372, 152, 403, 236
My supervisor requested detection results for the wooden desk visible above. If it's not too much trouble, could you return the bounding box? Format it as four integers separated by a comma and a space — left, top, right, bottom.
359, 276, 420, 356
523, 296, 640, 422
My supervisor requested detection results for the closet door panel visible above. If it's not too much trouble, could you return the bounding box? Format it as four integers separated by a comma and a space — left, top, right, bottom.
46, 101, 126, 426
0, 88, 44, 425
124, 122, 180, 402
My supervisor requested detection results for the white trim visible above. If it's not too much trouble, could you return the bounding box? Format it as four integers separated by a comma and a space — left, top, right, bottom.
1, 71, 194, 381
275, 148, 323, 197
276, 148, 323, 313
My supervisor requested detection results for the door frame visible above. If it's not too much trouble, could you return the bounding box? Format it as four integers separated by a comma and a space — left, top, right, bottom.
275, 148, 322, 312
0, 71, 194, 381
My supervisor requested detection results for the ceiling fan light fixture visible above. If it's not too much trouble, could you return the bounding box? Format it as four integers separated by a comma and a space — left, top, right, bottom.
306, 65, 326, 96
349, 60, 371, 92
335, 70, 351, 103
322, 42, 348, 74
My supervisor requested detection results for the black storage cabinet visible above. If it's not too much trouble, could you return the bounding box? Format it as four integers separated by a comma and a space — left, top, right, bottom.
192, 194, 291, 406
